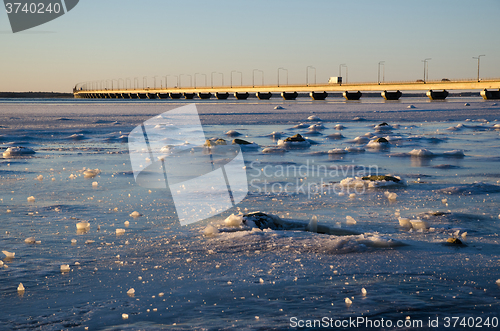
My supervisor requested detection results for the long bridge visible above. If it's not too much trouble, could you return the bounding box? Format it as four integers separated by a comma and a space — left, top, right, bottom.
74, 79, 500, 101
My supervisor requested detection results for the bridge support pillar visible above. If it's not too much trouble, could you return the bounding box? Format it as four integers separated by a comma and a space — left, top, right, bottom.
310, 91, 328, 100
215, 92, 229, 100
184, 93, 195, 99
169, 92, 182, 99
256, 92, 272, 100
129, 93, 138, 99
137, 93, 147, 99
281, 92, 298, 100
198, 92, 212, 99
426, 90, 448, 100
234, 92, 249, 100
343, 91, 362, 100
215, 92, 229, 99
480, 89, 500, 100
157, 93, 169, 99
121, 93, 130, 99
381, 90, 402, 100
147, 93, 157, 99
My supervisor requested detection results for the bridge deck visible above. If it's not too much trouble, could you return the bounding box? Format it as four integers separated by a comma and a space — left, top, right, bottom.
74, 79, 500, 96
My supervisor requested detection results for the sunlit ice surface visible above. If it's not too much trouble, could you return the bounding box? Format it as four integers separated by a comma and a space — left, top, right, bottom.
0, 98, 499, 330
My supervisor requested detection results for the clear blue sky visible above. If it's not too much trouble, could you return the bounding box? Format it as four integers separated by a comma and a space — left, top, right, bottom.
1, 0, 499, 92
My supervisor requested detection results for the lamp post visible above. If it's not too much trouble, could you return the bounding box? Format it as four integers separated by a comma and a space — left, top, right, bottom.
277, 67, 288, 87
422, 58, 431, 82
378, 61, 385, 84
472, 55, 485, 82
153, 76, 159, 89
231, 70, 242, 88
339, 64, 347, 84
252, 69, 264, 87
211, 72, 223, 87
143, 76, 148, 89
306, 66, 316, 86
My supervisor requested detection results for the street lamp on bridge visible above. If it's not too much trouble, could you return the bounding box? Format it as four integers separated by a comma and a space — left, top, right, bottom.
472, 55, 485, 82
422, 58, 431, 82
194, 73, 207, 88
277, 67, 288, 87
252, 69, 264, 87
306, 66, 316, 86
211, 72, 224, 88
339, 64, 347, 84
230, 70, 242, 88
378, 61, 385, 84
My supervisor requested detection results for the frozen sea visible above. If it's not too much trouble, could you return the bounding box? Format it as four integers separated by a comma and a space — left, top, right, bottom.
1, 97, 500, 330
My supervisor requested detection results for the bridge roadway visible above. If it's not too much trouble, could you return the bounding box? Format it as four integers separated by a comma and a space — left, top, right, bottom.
74, 79, 500, 100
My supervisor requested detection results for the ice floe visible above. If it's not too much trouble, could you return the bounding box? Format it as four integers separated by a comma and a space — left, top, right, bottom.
225, 130, 242, 137
2, 250, 15, 258
3, 146, 35, 157
277, 134, 311, 149
437, 182, 500, 195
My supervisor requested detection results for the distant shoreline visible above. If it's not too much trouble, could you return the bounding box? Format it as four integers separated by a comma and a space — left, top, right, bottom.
0, 92, 73, 98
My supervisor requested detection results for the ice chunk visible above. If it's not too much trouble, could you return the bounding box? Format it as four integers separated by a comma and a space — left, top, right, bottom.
129, 211, 141, 218
328, 148, 348, 154
60, 264, 70, 273
71, 239, 77, 244
0, 260, 3, 267
362, 288, 367, 296
225, 130, 242, 137
76, 221, 90, 230
124, 221, 130, 227
116, 228, 126, 235
3, 146, 35, 157
410, 219, 429, 230
122, 314, 129, 319
204, 224, 219, 236
35, 175, 43, 181
346, 215, 357, 225
307, 115, 321, 121
127, 288, 135, 297
398, 218, 412, 229
307, 216, 318, 232
262, 147, 286, 153
224, 214, 243, 227
385, 191, 398, 201
27, 196, 35, 202
496, 279, 500, 286
443, 150, 464, 157
92, 181, 98, 187
409, 149, 434, 157
2, 250, 15, 258
186, 258, 193, 263
24, 237, 36, 244
345, 298, 352, 307
17, 283, 25, 292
